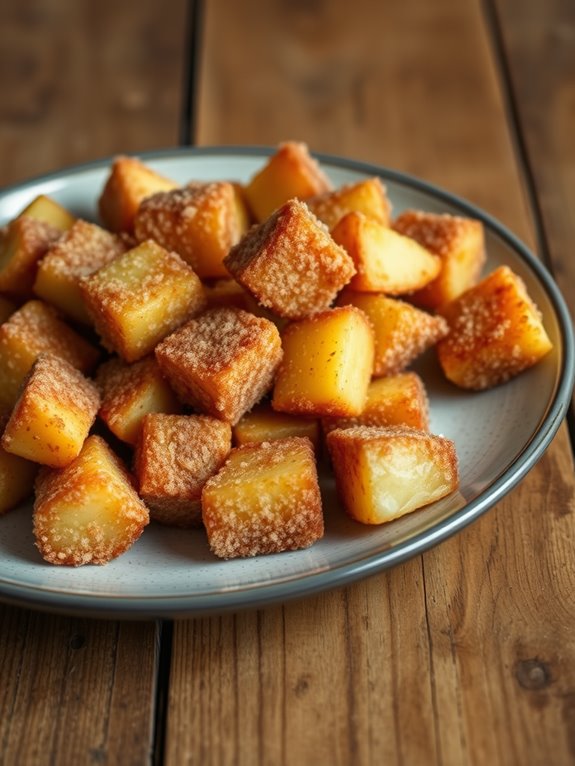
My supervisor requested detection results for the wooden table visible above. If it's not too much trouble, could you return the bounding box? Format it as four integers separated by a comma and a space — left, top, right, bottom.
1, 1, 574, 763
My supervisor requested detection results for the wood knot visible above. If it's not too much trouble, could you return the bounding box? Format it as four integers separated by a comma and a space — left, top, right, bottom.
69, 634, 86, 650
515, 659, 552, 690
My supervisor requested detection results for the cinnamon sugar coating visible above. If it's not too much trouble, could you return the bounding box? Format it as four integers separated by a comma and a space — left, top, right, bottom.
0, 216, 62, 298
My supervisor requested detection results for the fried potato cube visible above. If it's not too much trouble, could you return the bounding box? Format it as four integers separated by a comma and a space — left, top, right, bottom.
97, 356, 181, 445
332, 211, 441, 294
202, 436, 323, 558
272, 306, 374, 417
327, 426, 459, 524
233, 403, 320, 451
0, 295, 17, 324
155, 307, 283, 424
0, 300, 100, 417
336, 291, 448, 376
81, 239, 206, 362
33, 435, 149, 566
0, 445, 38, 515
2, 353, 100, 468
224, 198, 355, 320
34, 220, 127, 323
393, 210, 486, 309
322, 372, 430, 435
306, 177, 392, 230
437, 265, 553, 390
0, 217, 62, 298
204, 278, 254, 311
244, 141, 332, 222
18, 194, 75, 232
134, 182, 249, 278
135, 414, 231, 527
98, 155, 178, 232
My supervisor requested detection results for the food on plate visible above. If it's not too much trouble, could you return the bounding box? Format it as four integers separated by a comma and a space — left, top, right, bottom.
336, 291, 448, 376
306, 177, 392, 230
0, 444, 38, 515
33, 434, 149, 565
437, 265, 553, 389
0, 216, 62, 297
135, 413, 231, 527
80, 239, 206, 362
331, 211, 441, 293
393, 210, 485, 309
17, 194, 75, 232
233, 402, 320, 451
327, 426, 459, 524
134, 182, 249, 278
0, 295, 16, 324
202, 436, 323, 558
224, 198, 355, 320
96, 356, 182, 445
272, 305, 374, 417
2, 353, 100, 468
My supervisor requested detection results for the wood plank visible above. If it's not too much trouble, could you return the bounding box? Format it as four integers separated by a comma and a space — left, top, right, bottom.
168, 0, 575, 764
0, 0, 188, 763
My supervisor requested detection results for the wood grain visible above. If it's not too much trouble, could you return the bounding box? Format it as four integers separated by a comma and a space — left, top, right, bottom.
166, 0, 575, 764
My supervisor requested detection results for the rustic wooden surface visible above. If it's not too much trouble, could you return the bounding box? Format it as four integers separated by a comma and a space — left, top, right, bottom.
1, 0, 574, 764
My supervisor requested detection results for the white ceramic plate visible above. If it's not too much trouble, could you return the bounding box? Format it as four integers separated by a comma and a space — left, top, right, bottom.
0, 148, 573, 619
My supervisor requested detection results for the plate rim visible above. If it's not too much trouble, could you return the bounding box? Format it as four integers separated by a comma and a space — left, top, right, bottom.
0, 145, 573, 619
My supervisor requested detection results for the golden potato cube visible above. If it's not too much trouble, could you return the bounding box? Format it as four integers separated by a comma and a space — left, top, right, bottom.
0, 444, 38, 515
0, 300, 100, 417
135, 414, 231, 527
224, 198, 355, 320
393, 210, 486, 309
2, 353, 100, 468
202, 436, 323, 558
272, 306, 374, 417
233, 403, 320, 451
0, 217, 62, 298
437, 265, 553, 390
33, 435, 149, 566
0, 295, 17, 324
34, 220, 127, 323
336, 291, 448, 376
18, 194, 75, 232
244, 141, 332, 222
322, 372, 430, 435
98, 155, 178, 232
327, 425, 459, 524
81, 239, 206, 362
134, 181, 249, 279
306, 177, 392, 230
156, 307, 283, 424
97, 356, 181, 445
332, 211, 441, 294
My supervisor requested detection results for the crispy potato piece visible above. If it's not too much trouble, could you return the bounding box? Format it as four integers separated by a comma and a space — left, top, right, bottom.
204, 278, 254, 311
322, 372, 430, 435
332, 211, 441, 294
233, 403, 320, 451
135, 413, 231, 527
34, 220, 127, 323
81, 239, 206, 362
2, 353, 100, 468
33, 435, 149, 566
437, 265, 553, 389
134, 182, 249, 278
393, 210, 486, 309
306, 177, 391, 230
272, 306, 374, 417
327, 425, 459, 524
0, 444, 38, 515
156, 307, 283, 424
244, 141, 332, 222
202, 436, 323, 558
336, 291, 448, 376
97, 356, 181, 445
98, 156, 178, 233
224, 198, 355, 320
0, 217, 62, 298
18, 195, 75, 231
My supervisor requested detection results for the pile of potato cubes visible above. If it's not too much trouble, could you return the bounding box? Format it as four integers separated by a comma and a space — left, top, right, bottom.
0, 142, 553, 565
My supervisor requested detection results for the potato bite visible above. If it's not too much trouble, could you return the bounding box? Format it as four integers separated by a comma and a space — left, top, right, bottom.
18, 194, 75, 232
155, 307, 283, 424
327, 426, 459, 524
233, 403, 320, 451
0, 217, 62, 298
202, 436, 323, 558
135, 414, 232, 527
33, 435, 149, 566
224, 198, 355, 320
306, 177, 392, 230
0, 443, 38, 515
437, 265, 553, 390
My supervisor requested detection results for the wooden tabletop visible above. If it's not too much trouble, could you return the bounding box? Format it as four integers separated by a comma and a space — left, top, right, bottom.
1, 1, 574, 764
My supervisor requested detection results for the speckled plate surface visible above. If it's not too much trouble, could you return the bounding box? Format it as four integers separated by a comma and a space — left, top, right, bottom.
0, 147, 573, 619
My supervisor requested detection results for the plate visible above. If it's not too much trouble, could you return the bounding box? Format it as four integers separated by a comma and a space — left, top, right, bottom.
0, 147, 573, 619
